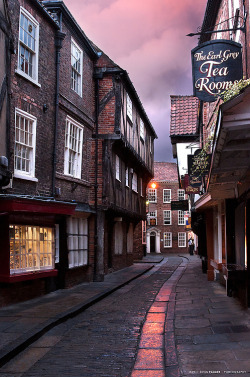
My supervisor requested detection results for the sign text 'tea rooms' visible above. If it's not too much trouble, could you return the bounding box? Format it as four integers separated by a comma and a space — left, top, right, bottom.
191, 40, 243, 102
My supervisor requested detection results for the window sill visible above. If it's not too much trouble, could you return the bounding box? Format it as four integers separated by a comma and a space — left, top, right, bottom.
14, 172, 38, 182
15, 69, 41, 87
0, 269, 58, 283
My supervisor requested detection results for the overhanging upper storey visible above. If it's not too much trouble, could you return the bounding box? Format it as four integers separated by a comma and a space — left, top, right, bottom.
207, 85, 250, 199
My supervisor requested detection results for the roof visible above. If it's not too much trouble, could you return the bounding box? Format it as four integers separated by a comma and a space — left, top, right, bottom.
150, 162, 178, 182
170, 96, 199, 137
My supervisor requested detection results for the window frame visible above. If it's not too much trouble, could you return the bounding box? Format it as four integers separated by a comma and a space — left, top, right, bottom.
148, 188, 157, 203
163, 210, 172, 225
163, 232, 172, 248
115, 155, 121, 182
67, 217, 88, 268
125, 167, 129, 187
127, 93, 133, 123
178, 210, 185, 226
163, 189, 171, 203
178, 232, 187, 247
148, 211, 157, 226
178, 189, 185, 201
140, 118, 144, 141
14, 108, 37, 181
64, 116, 84, 179
9, 224, 55, 274
17, 7, 40, 86
132, 172, 138, 192
71, 38, 83, 97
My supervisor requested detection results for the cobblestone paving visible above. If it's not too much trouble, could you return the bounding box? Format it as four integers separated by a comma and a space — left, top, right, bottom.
0, 258, 182, 377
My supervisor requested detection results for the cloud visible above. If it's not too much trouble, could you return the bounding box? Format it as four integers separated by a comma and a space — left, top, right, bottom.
63, 0, 206, 161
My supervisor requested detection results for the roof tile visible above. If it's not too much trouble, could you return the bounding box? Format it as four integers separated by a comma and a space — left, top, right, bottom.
170, 96, 199, 136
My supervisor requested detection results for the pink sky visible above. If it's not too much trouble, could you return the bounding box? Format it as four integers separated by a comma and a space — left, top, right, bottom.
64, 0, 207, 161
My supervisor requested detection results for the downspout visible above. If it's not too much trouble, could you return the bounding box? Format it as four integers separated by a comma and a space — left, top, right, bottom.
93, 69, 103, 281
52, 17, 65, 197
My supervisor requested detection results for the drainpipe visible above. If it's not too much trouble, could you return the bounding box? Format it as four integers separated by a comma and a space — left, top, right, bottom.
52, 24, 65, 197
93, 68, 103, 281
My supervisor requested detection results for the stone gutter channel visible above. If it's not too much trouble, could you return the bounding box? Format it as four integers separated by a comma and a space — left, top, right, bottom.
130, 258, 188, 377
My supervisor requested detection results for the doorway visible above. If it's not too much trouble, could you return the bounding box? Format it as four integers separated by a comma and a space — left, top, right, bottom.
150, 232, 156, 253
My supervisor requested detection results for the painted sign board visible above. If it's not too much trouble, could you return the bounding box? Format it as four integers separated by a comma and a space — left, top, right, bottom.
171, 200, 189, 211
191, 40, 243, 102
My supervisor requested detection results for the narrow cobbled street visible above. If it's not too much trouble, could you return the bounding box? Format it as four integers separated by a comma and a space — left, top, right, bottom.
0, 256, 249, 377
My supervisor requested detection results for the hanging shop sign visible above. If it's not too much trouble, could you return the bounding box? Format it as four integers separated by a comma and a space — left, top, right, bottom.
171, 200, 189, 211
188, 149, 211, 187
184, 174, 200, 194
191, 40, 243, 102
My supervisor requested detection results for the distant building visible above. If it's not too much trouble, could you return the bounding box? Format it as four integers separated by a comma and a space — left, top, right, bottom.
146, 162, 189, 254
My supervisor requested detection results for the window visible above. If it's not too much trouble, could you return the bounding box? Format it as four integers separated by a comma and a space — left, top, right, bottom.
9, 225, 54, 274
142, 221, 146, 244
163, 210, 171, 225
127, 223, 133, 254
55, 224, 59, 264
140, 119, 144, 140
125, 167, 129, 187
14, 108, 37, 180
71, 39, 83, 96
114, 221, 123, 255
18, 7, 39, 84
178, 210, 185, 225
178, 189, 185, 201
67, 217, 88, 268
163, 189, 171, 203
149, 136, 152, 154
140, 178, 143, 196
148, 211, 157, 226
164, 232, 172, 248
64, 116, 83, 179
132, 172, 138, 192
148, 188, 157, 202
116, 155, 121, 181
178, 232, 186, 247
127, 93, 133, 122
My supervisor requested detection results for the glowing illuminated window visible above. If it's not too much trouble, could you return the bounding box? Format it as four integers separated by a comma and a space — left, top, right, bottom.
9, 225, 54, 274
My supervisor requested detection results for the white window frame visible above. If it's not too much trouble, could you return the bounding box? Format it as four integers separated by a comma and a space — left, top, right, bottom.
178, 189, 185, 201
67, 217, 88, 268
163, 189, 171, 203
125, 167, 129, 187
148, 211, 157, 226
71, 38, 83, 97
64, 116, 83, 179
140, 118, 144, 140
148, 188, 157, 203
140, 178, 143, 197
178, 232, 186, 247
16, 7, 40, 86
115, 155, 121, 181
164, 232, 172, 248
178, 210, 185, 226
132, 172, 138, 192
163, 210, 171, 225
55, 224, 59, 264
127, 93, 133, 123
14, 108, 37, 181
9, 225, 55, 274
142, 220, 146, 244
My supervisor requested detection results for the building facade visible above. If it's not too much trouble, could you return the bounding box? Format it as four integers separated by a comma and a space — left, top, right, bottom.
146, 162, 189, 254
172, 0, 250, 307
0, 0, 156, 306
